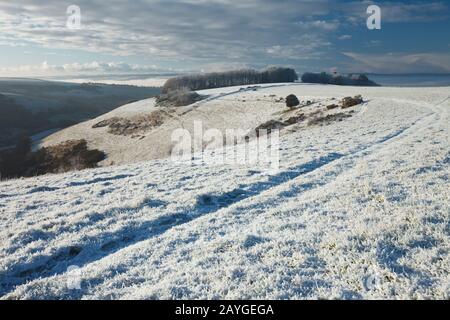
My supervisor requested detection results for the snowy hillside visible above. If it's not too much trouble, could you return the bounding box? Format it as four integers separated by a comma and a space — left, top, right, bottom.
1, 84, 449, 299
40, 83, 449, 168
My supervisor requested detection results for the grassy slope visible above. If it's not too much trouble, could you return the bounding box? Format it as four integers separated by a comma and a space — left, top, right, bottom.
0, 84, 448, 299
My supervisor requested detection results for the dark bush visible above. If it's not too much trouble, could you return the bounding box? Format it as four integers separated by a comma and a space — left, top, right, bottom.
255, 120, 286, 137
341, 95, 364, 109
284, 113, 306, 125
307, 113, 353, 126
30, 140, 106, 175
0, 139, 105, 179
156, 89, 204, 107
285, 94, 300, 108
326, 104, 339, 110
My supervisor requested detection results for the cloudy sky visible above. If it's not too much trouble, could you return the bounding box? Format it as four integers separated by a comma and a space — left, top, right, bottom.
0, 0, 449, 77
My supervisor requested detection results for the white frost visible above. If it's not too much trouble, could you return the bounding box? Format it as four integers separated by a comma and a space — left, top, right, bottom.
1, 84, 449, 300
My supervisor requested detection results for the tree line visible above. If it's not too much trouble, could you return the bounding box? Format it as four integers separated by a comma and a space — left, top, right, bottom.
301, 72, 379, 87
162, 67, 298, 93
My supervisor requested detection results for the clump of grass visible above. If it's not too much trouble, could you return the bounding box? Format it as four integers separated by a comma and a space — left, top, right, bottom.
308, 112, 353, 126
92, 111, 166, 136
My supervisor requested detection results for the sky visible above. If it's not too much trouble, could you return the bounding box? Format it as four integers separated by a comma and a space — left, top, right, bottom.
0, 0, 449, 77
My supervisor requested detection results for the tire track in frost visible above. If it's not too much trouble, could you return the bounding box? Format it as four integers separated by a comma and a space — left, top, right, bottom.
32, 97, 446, 298
192, 97, 444, 214
1, 97, 443, 298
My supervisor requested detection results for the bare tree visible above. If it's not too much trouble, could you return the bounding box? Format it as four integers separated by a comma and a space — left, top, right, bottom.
162, 67, 298, 93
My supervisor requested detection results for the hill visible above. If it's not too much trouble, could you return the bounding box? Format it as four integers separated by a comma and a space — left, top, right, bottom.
1, 84, 448, 299
0, 78, 160, 149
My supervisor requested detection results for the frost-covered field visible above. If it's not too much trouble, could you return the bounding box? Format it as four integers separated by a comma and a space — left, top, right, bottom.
1, 84, 449, 299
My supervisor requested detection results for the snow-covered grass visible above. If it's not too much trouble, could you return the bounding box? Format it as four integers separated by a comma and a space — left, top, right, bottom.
1, 84, 449, 299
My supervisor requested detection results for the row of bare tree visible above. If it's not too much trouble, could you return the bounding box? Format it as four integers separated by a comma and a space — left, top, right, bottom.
162, 67, 298, 93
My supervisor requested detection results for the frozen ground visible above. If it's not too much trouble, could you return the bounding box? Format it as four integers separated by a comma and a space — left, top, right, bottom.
1, 84, 449, 299
43, 83, 449, 167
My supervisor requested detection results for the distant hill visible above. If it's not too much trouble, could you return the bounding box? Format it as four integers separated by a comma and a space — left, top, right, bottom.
301, 72, 379, 86
0, 78, 160, 149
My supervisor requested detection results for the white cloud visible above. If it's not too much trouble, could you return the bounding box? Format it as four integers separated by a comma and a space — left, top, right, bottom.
343, 1, 449, 24
0, 61, 175, 77
342, 52, 450, 73
338, 35, 352, 40
0, 0, 337, 62
295, 20, 340, 31
376, 1, 449, 23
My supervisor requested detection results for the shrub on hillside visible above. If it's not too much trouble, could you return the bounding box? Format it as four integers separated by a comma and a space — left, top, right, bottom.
307, 113, 353, 126
92, 111, 166, 136
341, 95, 364, 108
255, 120, 287, 136
156, 89, 205, 107
30, 140, 105, 175
285, 94, 300, 109
0, 139, 105, 179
